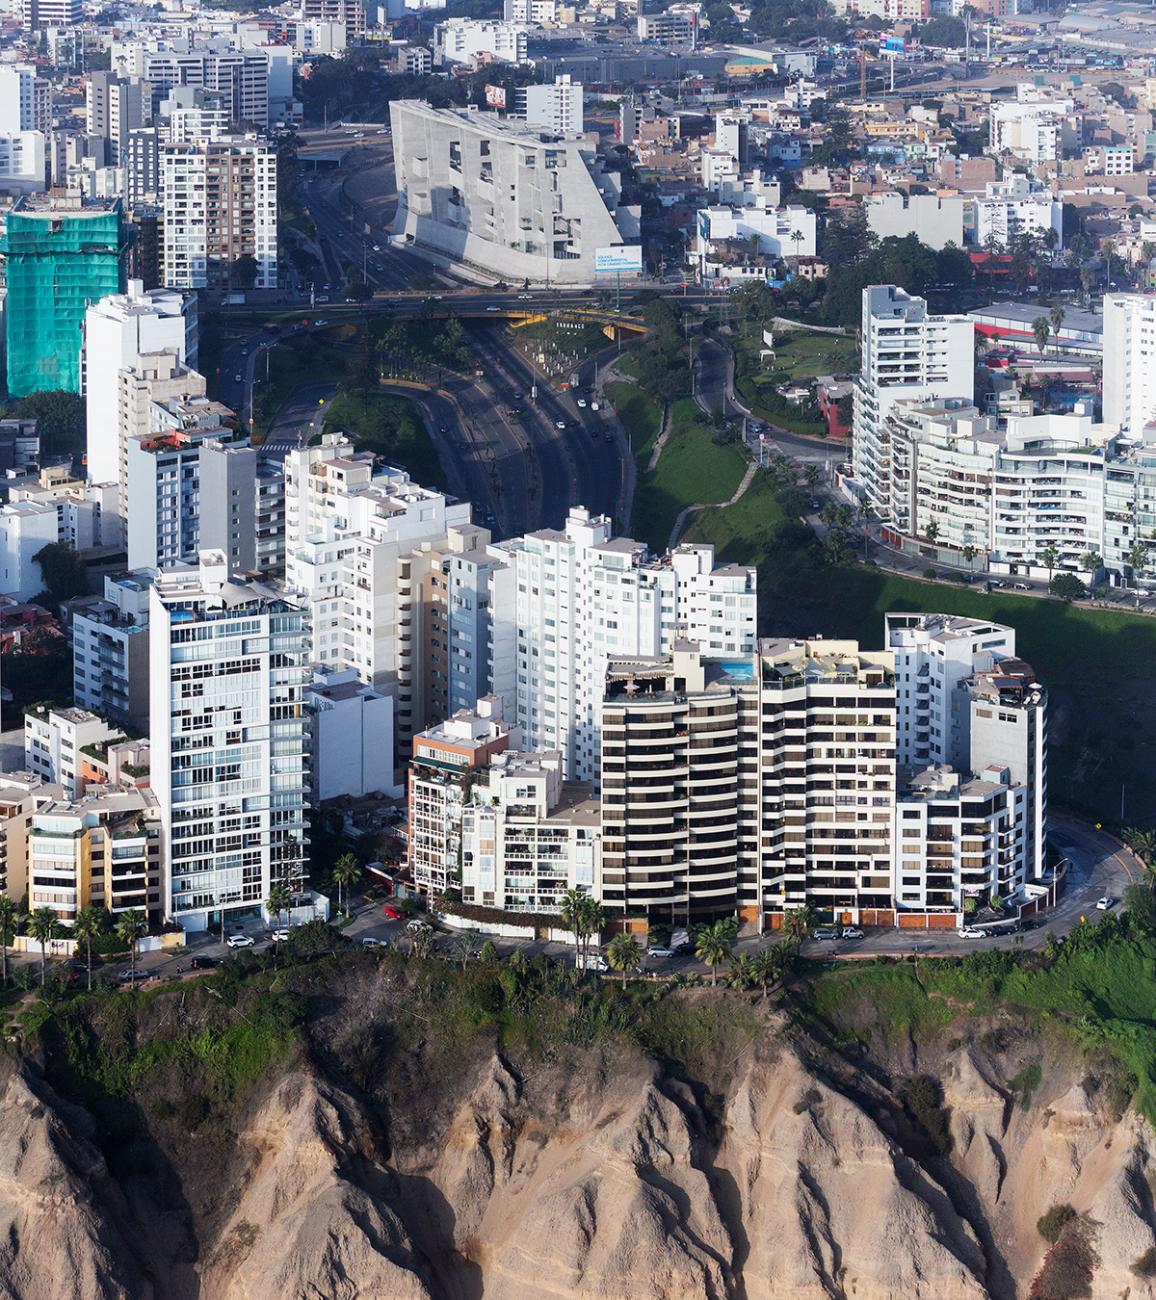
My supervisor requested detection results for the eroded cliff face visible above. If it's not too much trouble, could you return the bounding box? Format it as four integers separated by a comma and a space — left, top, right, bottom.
4, 1005, 1156, 1300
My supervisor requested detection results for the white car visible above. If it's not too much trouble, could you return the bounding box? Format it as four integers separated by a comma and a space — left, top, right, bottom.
226, 933, 255, 948
406, 918, 431, 933
271, 929, 290, 943
841, 927, 864, 940
1096, 895, 1114, 910
576, 397, 587, 408
957, 926, 985, 939
361, 936, 388, 948
556, 420, 567, 430
647, 945, 675, 958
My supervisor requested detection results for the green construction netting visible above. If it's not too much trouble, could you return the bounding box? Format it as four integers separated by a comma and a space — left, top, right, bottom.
3, 207, 124, 397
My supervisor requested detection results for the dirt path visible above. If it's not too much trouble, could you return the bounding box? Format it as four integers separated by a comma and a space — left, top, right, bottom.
667, 460, 759, 551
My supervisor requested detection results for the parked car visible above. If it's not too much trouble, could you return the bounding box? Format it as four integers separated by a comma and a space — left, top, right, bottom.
272, 928, 291, 943
957, 926, 986, 939
576, 951, 609, 971
406, 918, 430, 933
647, 944, 676, 958
811, 927, 839, 941
1011, 582, 1031, 591
1096, 895, 1114, 910
226, 933, 255, 948
190, 956, 218, 970
118, 969, 150, 982
485, 305, 501, 312
841, 927, 864, 940
361, 936, 389, 948
576, 397, 587, 408
383, 905, 403, 920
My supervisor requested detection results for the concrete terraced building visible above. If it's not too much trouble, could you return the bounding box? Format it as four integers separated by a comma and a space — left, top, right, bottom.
388, 100, 640, 284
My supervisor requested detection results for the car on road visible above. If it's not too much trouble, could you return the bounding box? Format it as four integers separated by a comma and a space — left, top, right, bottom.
647, 945, 676, 958
485, 305, 501, 312
989, 580, 1006, 589
272, 929, 291, 942
406, 918, 430, 933
372, 244, 381, 251
809, 498, 821, 510
190, 956, 218, 970
439, 424, 450, 433
234, 373, 242, 383
556, 420, 567, 430
361, 936, 389, 948
226, 934, 255, 948
119, 969, 150, 983
576, 398, 587, 408
841, 927, 864, 940
518, 293, 533, 300
957, 926, 986, 938
1011, 582, 1031, 591
1097, 895, 1114, 910
383, 905, 403, 920
811, 927, 839, 941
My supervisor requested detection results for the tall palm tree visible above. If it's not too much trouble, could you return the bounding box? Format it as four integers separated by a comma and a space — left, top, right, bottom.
790, 228, 804, 261
1049, 303, 1065, 339
1039, 544, 1059, 583
781, 906, 812, 950
728, 952, 759, 991
331, 853, 361, 917
116, 909, 148, 982
265, 882, 292, 966
694, 920, 735, 987
606, 933, 641, 989
0, 896, 19, 988
72, 905, 104, 993
27, 907, 58, 987
559, 888, 587, 966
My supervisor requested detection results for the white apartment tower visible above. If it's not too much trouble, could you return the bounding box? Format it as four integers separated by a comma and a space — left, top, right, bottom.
83, 281, 198, 492
1103, 293, 1156, 435
852, 285, 974, 514
283, 433, 472, 718
161, 137, 277, 290
149, 552, 310, 932
500, 507, 757, 781
517, 76, 584, 135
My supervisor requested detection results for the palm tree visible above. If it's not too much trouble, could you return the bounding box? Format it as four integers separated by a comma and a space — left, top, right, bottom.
790, 228, 804, 261
0, 896, 19, 988
1032, 315, 1050, 357
1080, 549, 1101, 576
694, 920, 735, 987
751, 947, 784, 999
265, 882, 292, 965
331, 853, 361, 917
803, 462, 821, 489
926, 519, 940, 543
781, 906, 812, 950
1039, 544, 1059, 582
27, 907, 58, 987
578, 896, 604, 966
116, 909, 148, 982
559, 888, 587, 966
1127, 539, 1148, 580
728, 952, 759, 991
72, 905, 104, 993
1123, 827, 1156, 867
1049, 303, 1065, 339
606, 933, 641, 989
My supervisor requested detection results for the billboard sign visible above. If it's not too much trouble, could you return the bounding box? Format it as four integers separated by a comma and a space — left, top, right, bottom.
879, 35, 905, 55
485, 84, 506, 109
594, 245, 643, 274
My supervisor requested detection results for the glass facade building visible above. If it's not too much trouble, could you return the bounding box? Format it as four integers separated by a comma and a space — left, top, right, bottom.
2, 196, 124, 397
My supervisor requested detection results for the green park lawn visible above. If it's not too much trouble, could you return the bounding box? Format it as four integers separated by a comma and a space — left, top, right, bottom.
632, 399, 749, 552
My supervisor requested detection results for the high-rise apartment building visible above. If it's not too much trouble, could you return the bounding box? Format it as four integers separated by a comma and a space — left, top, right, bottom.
85, 72, 152, 165
516, 75, 584, 134
72, 572, 153, 731
0, 63, 50, 134
125, 127, 161, 207
159, 86, 229, 143
19, 0, 81, 32
851, 284, 974, 514
283, 434, 473, 715
25, 706, 123, 799
302, 0, 367, 36
2, 195, 124, 397
161, 137, 278, 290
149, 552, 310, 933
389, 100, 640, 284
144, 49, 269, 128
498, 507, 757, 781
83, 280, 198, 490
125, 398, 251, 572
408, 697, 514, 896
1104, 293, 1156, 435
